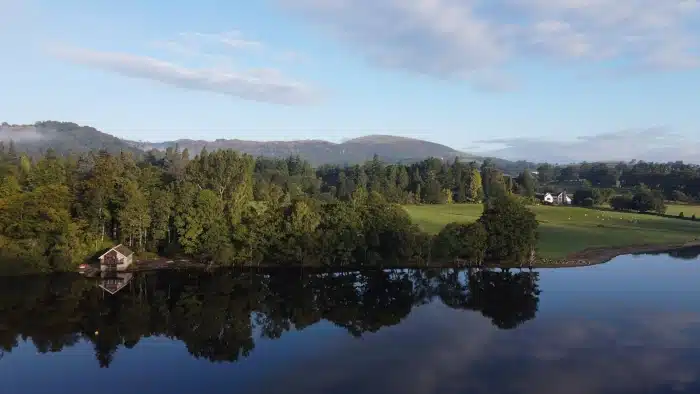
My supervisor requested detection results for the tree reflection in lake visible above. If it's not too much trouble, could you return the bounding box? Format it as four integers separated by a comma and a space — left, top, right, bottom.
0, 268, 538, 367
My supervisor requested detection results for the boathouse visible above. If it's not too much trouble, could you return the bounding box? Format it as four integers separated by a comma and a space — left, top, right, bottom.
99, 272, 134, 295
98, 244, 134, 272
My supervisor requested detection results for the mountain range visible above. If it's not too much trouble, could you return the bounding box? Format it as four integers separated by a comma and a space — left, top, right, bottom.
1, 121, 477, 165
0, 121, 543, 175
129, 134, 475, 165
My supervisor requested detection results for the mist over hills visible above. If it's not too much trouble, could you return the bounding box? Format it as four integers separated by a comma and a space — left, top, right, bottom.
0, 121, 142, 156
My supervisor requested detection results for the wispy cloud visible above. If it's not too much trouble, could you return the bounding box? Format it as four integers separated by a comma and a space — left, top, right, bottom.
179, 31, 264, 50
0, 125, 55, 143
50, 45, 319, 105
278, 0, 700, 86
474, 128, 700, 163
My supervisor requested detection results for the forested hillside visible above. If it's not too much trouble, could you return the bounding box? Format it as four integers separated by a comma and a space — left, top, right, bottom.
0, 122, 142, 157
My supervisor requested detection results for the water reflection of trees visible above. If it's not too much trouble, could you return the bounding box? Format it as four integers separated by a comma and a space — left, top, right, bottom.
0, 268, 539, 367
643, 246, 700, 260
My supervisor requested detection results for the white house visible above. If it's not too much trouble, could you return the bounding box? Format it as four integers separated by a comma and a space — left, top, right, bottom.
540, 191, 572, 205
98, 244, 134, 272
555, 191, 572, 205
542, 193, 554, 204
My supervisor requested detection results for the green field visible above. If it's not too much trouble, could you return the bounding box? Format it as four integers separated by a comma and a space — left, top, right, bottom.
404, 204, 700, 259
665, 204, 700, 218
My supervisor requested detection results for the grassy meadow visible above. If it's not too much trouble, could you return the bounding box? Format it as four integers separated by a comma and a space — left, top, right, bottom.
404, 203, 700, 259
664, 204, 700, 218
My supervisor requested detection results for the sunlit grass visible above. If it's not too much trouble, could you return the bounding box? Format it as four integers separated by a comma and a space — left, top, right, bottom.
665, 203, 700, 218
404, 203, 700, 259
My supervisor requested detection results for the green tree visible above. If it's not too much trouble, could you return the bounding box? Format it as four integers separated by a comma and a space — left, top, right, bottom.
432, 222, 487, 264
516, 170, 536, 198
467, 168, 483, 203
479, 196, 538, 263
117, 181, 151, 250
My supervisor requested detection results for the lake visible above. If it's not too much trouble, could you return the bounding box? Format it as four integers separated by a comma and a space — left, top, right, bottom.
2, 250, 700, 394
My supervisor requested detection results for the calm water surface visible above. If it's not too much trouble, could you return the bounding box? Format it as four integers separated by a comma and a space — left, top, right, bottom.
2, 251, 700, 394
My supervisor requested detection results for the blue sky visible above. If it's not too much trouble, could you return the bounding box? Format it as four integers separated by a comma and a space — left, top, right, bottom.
1, 0, 700, 161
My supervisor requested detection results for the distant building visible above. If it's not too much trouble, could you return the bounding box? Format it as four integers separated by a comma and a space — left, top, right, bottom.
555, 191, 572, 205
98, 244, 134, 272
542, 193, 554, 204
538, 191, 571, 205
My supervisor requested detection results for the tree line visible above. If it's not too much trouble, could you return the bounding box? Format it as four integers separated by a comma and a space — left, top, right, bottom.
0, 268, 540, 367
0, 146, 538, 274
536, 161, 700, 202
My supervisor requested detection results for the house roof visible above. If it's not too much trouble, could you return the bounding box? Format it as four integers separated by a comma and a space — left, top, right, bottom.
114, 244, 134, 257
98, 244, 134, 259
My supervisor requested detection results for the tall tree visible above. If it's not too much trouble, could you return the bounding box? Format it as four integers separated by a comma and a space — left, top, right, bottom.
517, 170, 536, 198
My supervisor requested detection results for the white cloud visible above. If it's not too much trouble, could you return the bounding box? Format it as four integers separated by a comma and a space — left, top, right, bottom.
474, 128, 700, 163
278, 0, 700, 83
50, 45, 319, 105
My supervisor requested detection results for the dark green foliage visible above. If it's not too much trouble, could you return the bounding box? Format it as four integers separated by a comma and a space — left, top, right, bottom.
582, 197, 594, 207
693, 214, 697, 221
609, 185, 666, 214
679, 212, 685, 218
611, 195, 635, 211
0, 142, 545, 273
536, 161, 700, 203
432, 222, 487, 264
479, 196, 539, 263
573, 189, 594, 206
632, 188, 665, 213
516, 170, 536, 198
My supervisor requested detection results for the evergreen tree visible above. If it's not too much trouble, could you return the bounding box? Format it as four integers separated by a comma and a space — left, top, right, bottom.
517, 170, 536, 198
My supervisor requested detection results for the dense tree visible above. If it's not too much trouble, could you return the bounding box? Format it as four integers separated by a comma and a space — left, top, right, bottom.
431, 222, 487, 264
516, 170, 536, 199
0, 146, 546, 273
479, 196, 539, 264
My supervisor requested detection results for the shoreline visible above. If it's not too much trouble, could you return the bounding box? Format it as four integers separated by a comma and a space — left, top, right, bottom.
115, 239, 700, 273
534, 239, 700, 268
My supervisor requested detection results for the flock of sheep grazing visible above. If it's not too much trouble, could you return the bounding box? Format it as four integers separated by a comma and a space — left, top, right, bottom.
567, 212, 640, 224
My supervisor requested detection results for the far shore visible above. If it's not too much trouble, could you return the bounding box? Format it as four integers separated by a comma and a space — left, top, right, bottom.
98, 240, 700, 275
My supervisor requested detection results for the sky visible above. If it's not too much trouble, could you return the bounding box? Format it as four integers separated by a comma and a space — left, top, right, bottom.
1, 0, 700, 162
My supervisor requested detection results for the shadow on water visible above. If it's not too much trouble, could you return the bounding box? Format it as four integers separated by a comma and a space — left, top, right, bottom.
638, 245, 700, 260
0, 268, 539, 367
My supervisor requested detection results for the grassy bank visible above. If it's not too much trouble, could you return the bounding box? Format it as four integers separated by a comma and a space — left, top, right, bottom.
404, 204, 700, 259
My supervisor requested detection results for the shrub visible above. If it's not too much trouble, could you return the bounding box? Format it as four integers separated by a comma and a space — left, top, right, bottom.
573, 189, 594, 206
693, 214, 697, 221
679, 212, 685, 218
582, 197, 594, 207
610, 195, 634, 211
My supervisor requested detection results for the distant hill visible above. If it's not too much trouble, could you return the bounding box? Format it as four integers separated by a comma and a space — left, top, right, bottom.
0, 121, 142, 156
0, 121, 537, 173
131, 134, 474, 165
